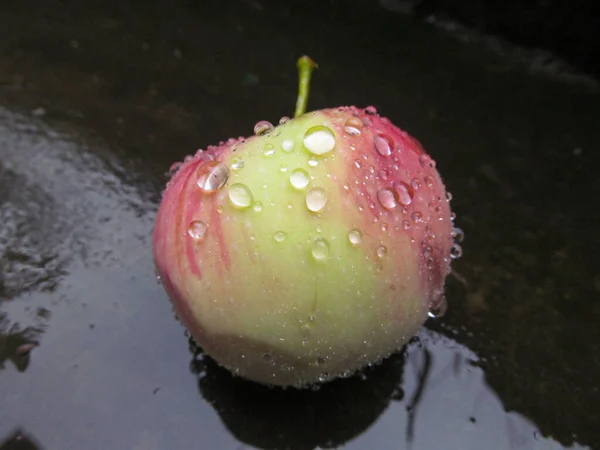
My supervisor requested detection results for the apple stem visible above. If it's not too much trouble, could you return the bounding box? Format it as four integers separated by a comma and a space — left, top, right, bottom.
294, 56, 318, 118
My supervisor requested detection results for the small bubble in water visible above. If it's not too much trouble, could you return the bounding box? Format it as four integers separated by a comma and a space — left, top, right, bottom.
424, 176, 434, 188
419, 154, 431, 168
306, 187, 328, 212
446, 191, 453, 202
377, 188, 397, 210
317, 373, 329, 383
348, 228, 362, 245
274, 231, 287, 242
308, 157, 318, 167
428, 295, 448, 318
197, 161, 229, 192
402, 220, 411, 230
365, 106, 377, 115
228, 183, 253, 208
311, 238, 330, 261
303, 126, 336, 155
344, 117, 363, 135
290, 168, 310, 190
450, 243, 463, 259
451, 227, 464, 243
279, 116, 291, 125
254, 120, 273, 135
188, 220, 208, 240
377, 245, 388, 258
168, 162, 182, 177
282, 139, 295, 152
316, 357, 326, 366
253, 201, 263, 212
263, 353, 273, 361
374, 134, 393, 157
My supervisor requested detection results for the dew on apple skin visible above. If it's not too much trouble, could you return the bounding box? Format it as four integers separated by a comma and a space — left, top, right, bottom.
196, 161, 229, 192
252, 201, 263, 212
344, 117, 363, 135
410, 178, 421, 191
377, 245, 388, 258
228, 183, 253, 208
282, 139, 295, 152
303, 126, 336, 155
289, 168, 310, 190
168, 161, 182, 177
188, 220, 208, 240
374, 134, 393, 157
348, 228, 362, 245
263, 143, 275, 157
365, 105, 377, 115
411, 211, 424, 223
305, 187, 328, 212
279, 116, 291, 125
450, 243, 463, 259
402, 220, 411, 230
230, 157, 244, 170
424, 176, 434, 188
377, 188, 397, 210
395, 182, 413, 206
274, 231, 287, 243
254, 120, 273, 135
311, 237, 330, 261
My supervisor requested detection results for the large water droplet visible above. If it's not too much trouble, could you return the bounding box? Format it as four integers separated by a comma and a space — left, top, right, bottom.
254, 120, 273, 135
395, 182, 413, 206
228, 183, 253, 208
306, 187, 328, 212
311, 238, 330, 261
188, 220, 208, 240
348, 228, 362, 246
374, 134, 393, 157
274, 231, 287, 243
290, 168, 310, 190
377, 245, 388, 258
303, 126, 336, 155
377, 188, 397, 210
344, 117, 363, 136
282, 139, 295, 152
197, 161, 229, 192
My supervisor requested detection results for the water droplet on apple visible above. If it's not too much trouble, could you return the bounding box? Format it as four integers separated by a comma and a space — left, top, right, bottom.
290, 168, 310, 190
228, 183, 253, 208
274, 231, 287, 243
411, 211, 423, 223
311, 237, 330, 261
395, 182, 413, 206
308, 158, 318, 167
197, 161, 229, 192
303, 126, 336, 155
282, 139, 295, 152
451, 227, 465, 243
230, 157, 244, 170
254, 120, 273, 135
377, 245, 388, 258
188, 220, 208, 240
263, 143, 275, 156
428, 295, 448, 318
410, 178, 421, 191
252, 201, 263, 212
377, 188, 397, 209
344, 117, 363, 135
348, 228, 362, 245
365, 106, 377, 115
419, 154, 431, 168
305, 187, 328, 212
279, 116, 291, 125
374, 134, 393, 157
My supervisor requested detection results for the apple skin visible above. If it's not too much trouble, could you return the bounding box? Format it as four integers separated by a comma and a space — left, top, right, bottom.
153, 106, 455, 388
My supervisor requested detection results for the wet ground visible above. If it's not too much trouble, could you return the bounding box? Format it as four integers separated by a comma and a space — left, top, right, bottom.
0, 0, 599, 449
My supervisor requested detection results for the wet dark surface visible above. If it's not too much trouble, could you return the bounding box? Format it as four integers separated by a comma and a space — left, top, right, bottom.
0, 0, 599, 449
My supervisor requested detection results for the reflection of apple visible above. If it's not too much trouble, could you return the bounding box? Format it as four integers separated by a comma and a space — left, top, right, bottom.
191, 339, 406, 450
153, 56, 458, 387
